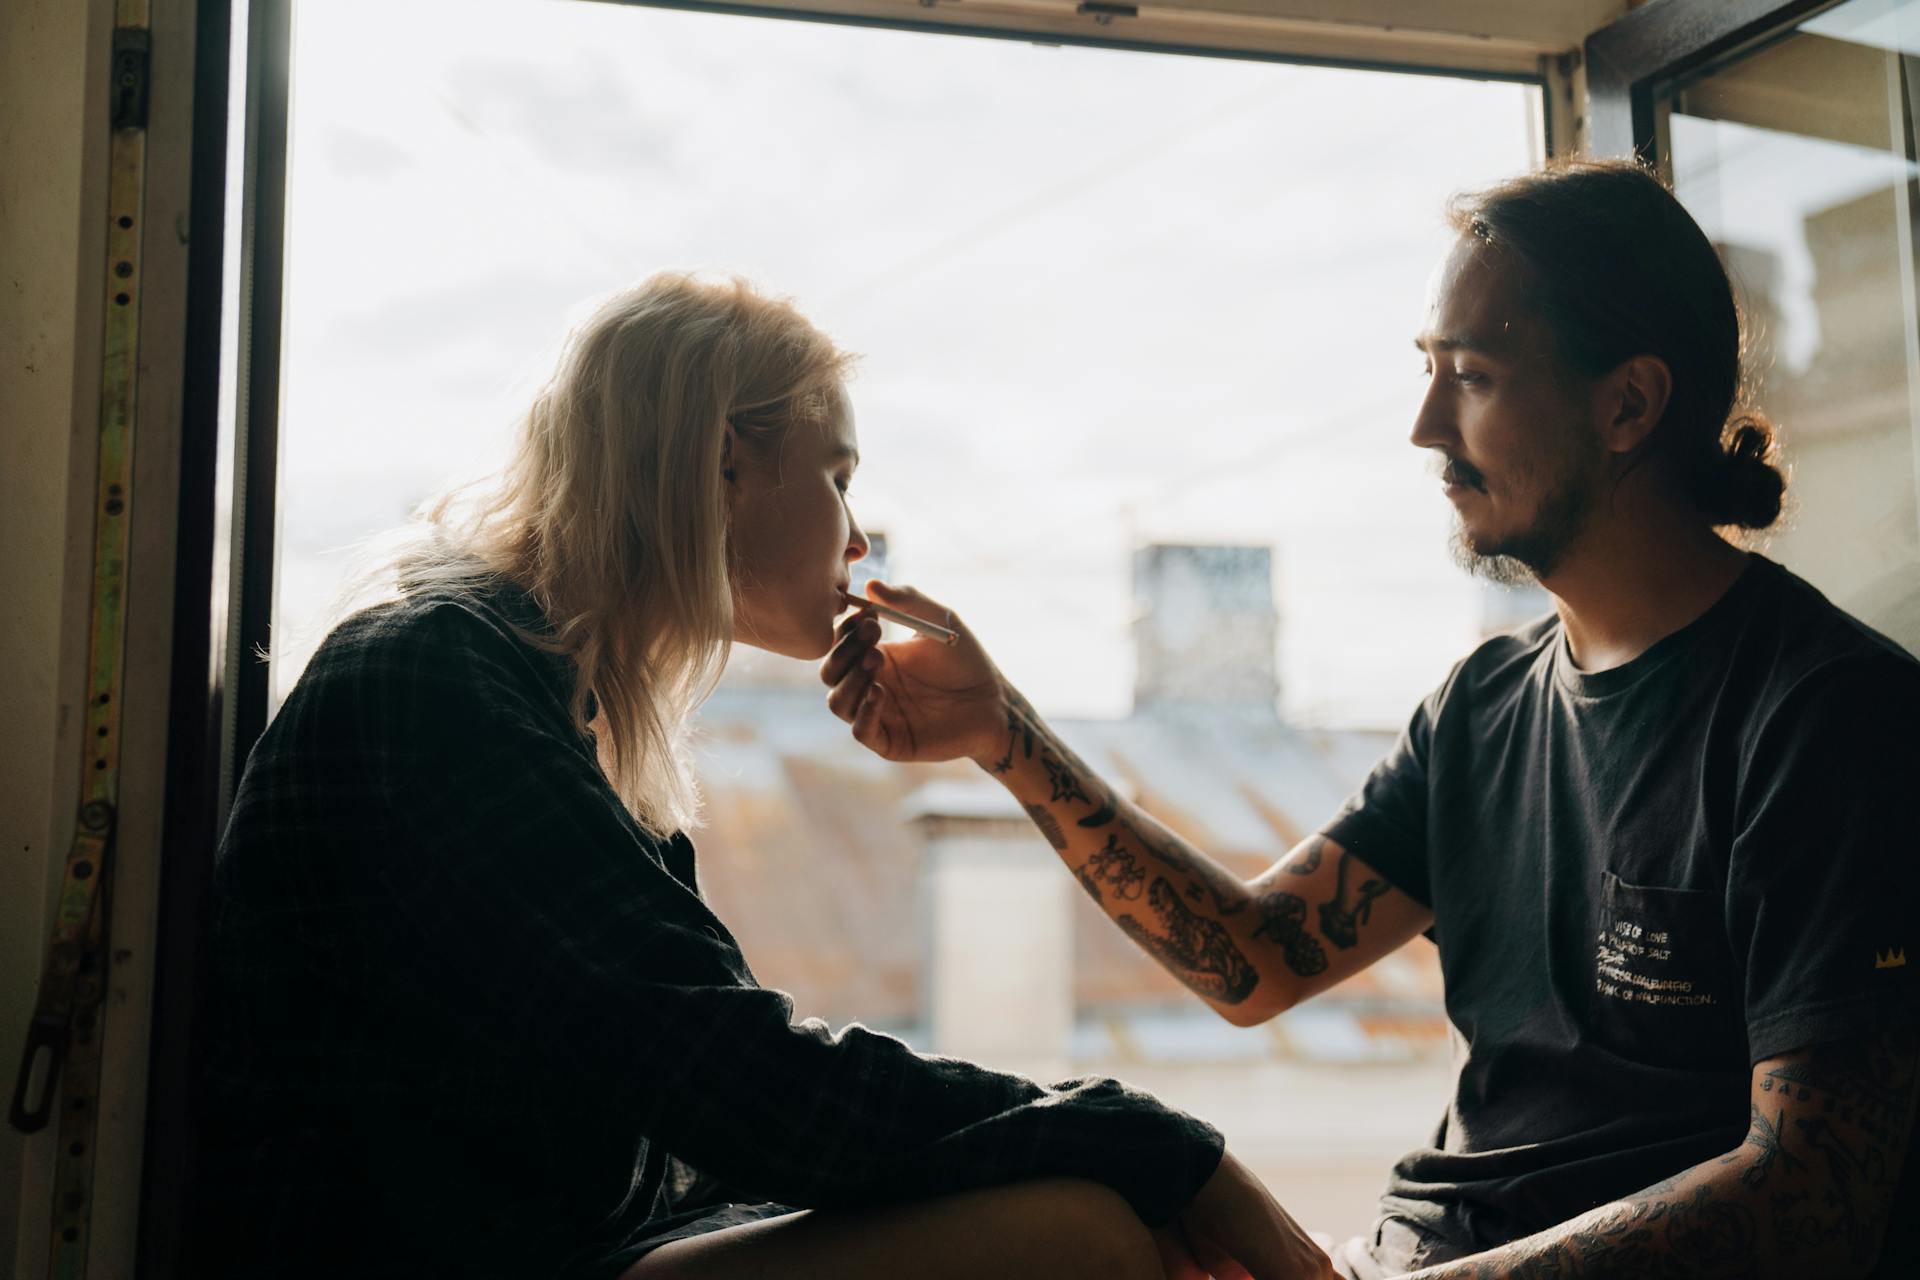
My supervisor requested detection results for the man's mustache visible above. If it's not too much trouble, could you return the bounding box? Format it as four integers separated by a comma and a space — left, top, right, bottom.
1435, 454, 1487, 493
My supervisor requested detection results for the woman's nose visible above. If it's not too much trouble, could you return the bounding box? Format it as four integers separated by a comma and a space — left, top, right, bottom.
846, 514, 870, 563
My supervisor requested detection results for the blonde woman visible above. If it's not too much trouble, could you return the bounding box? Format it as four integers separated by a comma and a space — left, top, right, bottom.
189, 274, 1331, 1280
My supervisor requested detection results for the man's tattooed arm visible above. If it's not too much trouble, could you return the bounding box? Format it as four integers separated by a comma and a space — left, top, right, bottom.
990, 686, 1264, 1005
985, 686, 1426, 1019
1115, 878, 1260, 1004
1403, 1016, 1920, 1280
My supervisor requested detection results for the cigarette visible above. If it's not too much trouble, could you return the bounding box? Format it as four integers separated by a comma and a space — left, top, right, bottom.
841, 590, 959, 645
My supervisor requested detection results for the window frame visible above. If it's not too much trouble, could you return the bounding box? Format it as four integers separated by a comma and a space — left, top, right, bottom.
1582, 0, 1845, 160
147, 2, 1556, 1273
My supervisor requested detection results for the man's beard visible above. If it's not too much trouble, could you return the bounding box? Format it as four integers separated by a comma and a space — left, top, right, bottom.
1445, 448, 1601, 586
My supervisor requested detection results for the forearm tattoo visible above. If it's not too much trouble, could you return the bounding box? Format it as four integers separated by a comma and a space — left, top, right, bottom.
1008, 693, 1240, 914
1024, 803, 1067, 851
1041, 753, 1090, 805
1115, 878, 1259, 1004
1075, 833, 1146, 902
1410, 1017, 1920, 1280
991, 699, 1035, 774
1113, 812, 1247, 917
1077, 795, 1118, 828
1317, 849, 1389, 949
1747, 1019, 1920, 1266
1249, 890, 1329, 977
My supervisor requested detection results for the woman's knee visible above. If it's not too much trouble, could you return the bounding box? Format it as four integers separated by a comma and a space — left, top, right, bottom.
1022, 1178, 1163, 1280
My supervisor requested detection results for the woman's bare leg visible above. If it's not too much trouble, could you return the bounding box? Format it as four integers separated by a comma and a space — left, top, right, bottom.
622, 1177, 1166, 1280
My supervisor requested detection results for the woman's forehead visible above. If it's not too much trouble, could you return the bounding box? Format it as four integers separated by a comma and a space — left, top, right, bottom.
785, 386, 859, 463
821, 384, 859, 459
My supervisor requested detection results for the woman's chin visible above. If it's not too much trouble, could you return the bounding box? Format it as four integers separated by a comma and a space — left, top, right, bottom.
735, 625, 834, 663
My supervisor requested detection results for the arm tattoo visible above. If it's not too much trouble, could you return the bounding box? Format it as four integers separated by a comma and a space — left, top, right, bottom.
1750, 1019, 1920, 1266
1076, 797, 1117, 828
991, 699, 1036, 774
1416, 1181, 1758, 1279
1075, 833, 1146, 903
1249, 890, 1329, 978
1287, 834, 1327, 875
1004, 695, 1252, 927
1317, 849, 1389, 949
1024, 804, 1067, 851
1409, 1016, 1920, 1280
1733, 1102, 1802, 1189
1115, 877, 1259, 1004
1114, 813, 1247, 917
1040, 751, 1089, 805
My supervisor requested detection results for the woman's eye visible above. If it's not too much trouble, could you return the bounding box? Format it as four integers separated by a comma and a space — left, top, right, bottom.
1454, 370, 1487, 387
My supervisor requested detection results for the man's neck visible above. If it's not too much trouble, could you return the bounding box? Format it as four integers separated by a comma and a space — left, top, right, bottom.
1539, 500, 1751, 674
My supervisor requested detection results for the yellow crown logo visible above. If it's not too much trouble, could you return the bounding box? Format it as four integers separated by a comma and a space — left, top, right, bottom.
1876, 948, 1907, 970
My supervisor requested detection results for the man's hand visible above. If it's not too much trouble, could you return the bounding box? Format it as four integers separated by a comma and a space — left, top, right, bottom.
820, 582, 1007, 766
1176, 1151, 1339, 1280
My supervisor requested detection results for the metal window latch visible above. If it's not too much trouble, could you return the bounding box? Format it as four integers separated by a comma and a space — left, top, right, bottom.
1076, 1, 1138, 22
10, 803, 115, 1133
111, 28, 150, 130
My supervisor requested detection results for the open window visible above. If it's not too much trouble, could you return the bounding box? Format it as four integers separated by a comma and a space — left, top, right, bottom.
1587, 0, 1920, 654
235, 0, 1547, 1242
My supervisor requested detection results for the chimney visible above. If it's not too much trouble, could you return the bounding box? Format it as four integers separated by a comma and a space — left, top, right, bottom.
1132, 544, 1279, 717
906, 780, 1074, 1077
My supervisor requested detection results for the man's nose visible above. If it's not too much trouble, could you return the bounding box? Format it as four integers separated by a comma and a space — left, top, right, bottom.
1409, 380, 1454, 452
846, 515, 870, 562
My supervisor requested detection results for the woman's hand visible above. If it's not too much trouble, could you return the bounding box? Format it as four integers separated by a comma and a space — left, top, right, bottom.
819, 582, 1007, 766
1176, 1151, 1339, 1280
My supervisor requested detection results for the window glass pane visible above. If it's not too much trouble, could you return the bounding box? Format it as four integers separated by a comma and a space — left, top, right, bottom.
277, 0, 1538, 1240
1664, 0, 1920, 650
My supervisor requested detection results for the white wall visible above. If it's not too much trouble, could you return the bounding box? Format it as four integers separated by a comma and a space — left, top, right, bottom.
2, 0, 202, 1271
1, 0, 115, 1270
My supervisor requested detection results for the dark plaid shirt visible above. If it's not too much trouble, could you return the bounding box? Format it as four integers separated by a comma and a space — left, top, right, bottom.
192, 581, 1222, 1277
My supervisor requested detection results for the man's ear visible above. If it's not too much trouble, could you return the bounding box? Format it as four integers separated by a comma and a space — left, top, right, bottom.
1597, 354, 1673, 455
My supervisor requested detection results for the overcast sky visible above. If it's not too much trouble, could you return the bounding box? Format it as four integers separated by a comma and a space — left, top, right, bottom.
272, 0, 1544, 724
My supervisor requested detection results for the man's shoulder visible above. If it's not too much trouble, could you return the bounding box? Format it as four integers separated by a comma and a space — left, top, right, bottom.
1732, 558, 1920, 705
1432, 611, 1562, 708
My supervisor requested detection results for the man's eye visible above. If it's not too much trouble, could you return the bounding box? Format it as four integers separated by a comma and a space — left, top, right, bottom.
1454, 370, 1487, 387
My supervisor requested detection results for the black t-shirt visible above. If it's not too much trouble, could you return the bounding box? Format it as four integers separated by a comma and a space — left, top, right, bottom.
1325, 555, 1920, 1265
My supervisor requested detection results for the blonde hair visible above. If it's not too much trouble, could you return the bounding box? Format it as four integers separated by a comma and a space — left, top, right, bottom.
372, 273, 854, 835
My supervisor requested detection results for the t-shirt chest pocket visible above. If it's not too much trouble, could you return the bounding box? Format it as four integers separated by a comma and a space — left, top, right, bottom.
1588, 870, 1745, 1068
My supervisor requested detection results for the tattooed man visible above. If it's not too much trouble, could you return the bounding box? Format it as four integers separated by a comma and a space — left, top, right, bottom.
825, 161, 1920, 1279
